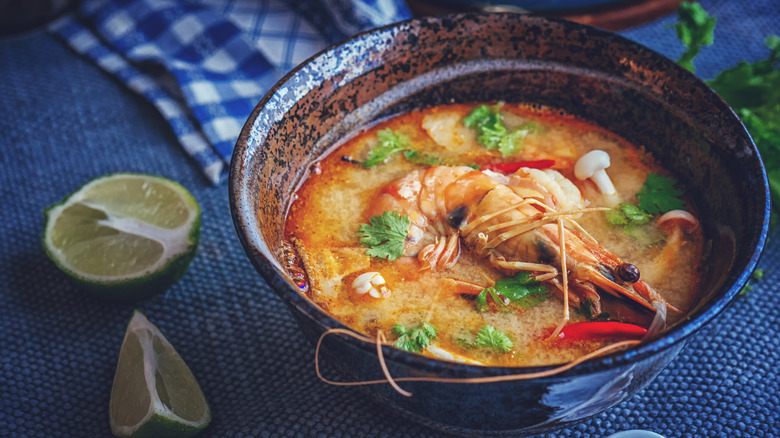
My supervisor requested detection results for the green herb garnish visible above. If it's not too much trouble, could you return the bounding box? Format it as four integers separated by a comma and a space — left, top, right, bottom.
605, 203, 654, 226
498, 125, 538, 156
476, 287, 505, 312
403, 149, 442, 166
707, 36, 780, 220
741, 268, 769, 296
578, 299, 611, 321
672, 3, 780, 221
358, 211, 410, 261
673, 1, 716, 72
605, 176, 683, 238
494, 272, 549, 304
707, 36, 780, 110
392, 322, 437, 352
578, 299, 595, 319
477, 272, 548, 311
455, 336, 476, 350
606, 190, 679, 243
636, 173, 686, 215
363, 128, 442, 167
364, 129, 409, 167
463, 105, 536, 156
462, 105, 494, 130
474, 325, 514, 353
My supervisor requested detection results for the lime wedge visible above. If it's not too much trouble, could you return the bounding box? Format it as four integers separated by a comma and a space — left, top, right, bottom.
110, 311, 211, 438
42, 173, 200, 300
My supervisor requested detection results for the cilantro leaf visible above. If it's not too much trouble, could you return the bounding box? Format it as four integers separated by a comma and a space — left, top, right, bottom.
463, 105, 534, 156
578, 299, 611, 321
674, 1, 716, 72
636, 174, 686, 214
740, 268, 768, 296
474, 325, 514, 353
476, 111, 508, 150
363, 128, 443, 168
671, 5, 780, 221
606, 203, 653, 226
739, 109, 780, 170
364, 129, 410, 167
707, 36, 780, 218
462, 104, 493, 128
476, 289, 489, 312
392, 322, 437, 352
578, 299, 594, 319
403, 149, 442, 166
493, 272, 548, 306
476, 272, 548, 311
605, 208, 628, 225
709, 64, 777, 111
605, 203, 657, 239
455, 336, 477, 350
621, 203, 653, 223
358, 211, 410, 261
498, 124, 539, 156
708, 35, 780, 111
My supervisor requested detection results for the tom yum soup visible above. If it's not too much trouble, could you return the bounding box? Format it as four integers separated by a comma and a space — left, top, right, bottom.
284, 103, 704, 367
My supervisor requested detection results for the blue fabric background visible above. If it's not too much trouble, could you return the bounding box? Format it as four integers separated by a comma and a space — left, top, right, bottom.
0, 0, 777, 436
48, 0, 412, 184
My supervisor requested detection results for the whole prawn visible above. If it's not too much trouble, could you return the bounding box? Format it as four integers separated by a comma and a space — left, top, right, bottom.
367, 165, 675, 335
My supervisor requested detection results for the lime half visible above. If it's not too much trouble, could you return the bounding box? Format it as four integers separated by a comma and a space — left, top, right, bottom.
43, 173, 201, 300
110, 311, 211, 438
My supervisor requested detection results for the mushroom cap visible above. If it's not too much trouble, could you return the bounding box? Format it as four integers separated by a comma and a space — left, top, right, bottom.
657, 210, 698, 230
574, 150, 611, 180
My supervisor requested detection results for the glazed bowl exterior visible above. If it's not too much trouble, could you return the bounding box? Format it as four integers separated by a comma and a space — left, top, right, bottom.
229, 13, 769, 436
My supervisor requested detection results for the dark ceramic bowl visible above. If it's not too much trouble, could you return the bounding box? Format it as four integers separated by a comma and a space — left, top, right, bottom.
229, 13, 769, 436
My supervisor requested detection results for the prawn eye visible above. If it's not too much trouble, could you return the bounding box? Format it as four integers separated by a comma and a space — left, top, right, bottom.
536, 240, 556, 263
617, 263, 640, 283
446, 205, 469, 229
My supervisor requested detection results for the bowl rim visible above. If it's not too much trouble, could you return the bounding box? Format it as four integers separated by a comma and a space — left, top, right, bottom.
229, 12, 771, 379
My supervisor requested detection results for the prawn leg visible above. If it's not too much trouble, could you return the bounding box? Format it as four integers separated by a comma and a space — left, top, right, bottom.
368, 165, 678, 324
419, 233, 461, 271
585, 267, 680, 313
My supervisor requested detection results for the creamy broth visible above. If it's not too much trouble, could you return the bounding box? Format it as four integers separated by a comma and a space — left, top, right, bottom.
284, 103, 703, 366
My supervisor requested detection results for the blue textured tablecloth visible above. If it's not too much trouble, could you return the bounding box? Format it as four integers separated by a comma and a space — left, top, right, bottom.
1, 0, 778, 437
47, 0, 411, 184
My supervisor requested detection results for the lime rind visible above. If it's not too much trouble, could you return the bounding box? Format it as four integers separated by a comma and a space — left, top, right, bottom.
110, 311, 211, 438
119, 411, 211, 438
42, 173, 201, 300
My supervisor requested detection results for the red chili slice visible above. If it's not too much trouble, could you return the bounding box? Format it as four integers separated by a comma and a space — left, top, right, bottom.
481, 159, 555, 174
556, 322, 648, 341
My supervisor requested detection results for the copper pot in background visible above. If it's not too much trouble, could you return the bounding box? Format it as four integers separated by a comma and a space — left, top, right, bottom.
407, 0, 683, 31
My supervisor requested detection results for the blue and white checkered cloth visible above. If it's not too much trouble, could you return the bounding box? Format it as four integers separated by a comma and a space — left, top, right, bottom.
48, 0, 411, 184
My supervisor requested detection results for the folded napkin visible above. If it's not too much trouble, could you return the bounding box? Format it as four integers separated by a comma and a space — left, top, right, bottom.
49, 0, 411, 184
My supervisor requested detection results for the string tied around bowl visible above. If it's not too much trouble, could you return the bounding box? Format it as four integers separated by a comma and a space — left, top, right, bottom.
314, 328, 642, 397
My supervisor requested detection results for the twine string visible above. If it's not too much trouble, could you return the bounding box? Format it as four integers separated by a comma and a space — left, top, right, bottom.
315, 327, 642, 396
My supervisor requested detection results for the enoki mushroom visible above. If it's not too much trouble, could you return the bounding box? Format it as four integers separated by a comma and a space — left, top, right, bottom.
314, 328, 641, 397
